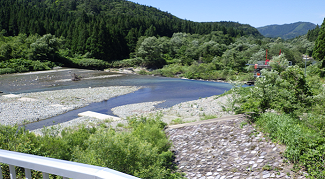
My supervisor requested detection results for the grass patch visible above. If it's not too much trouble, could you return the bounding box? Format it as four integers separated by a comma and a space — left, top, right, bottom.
256, 113, 325, 178
170, 118, 184, 125
116, 123, 125, 127
262, 164, 273, 171
200, 115, 217, 121
240, 121, 248, 128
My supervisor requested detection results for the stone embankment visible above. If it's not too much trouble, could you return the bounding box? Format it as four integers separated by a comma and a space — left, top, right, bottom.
165, 115, 307, 179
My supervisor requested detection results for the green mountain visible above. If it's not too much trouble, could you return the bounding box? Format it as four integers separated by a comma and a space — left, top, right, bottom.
257, 22, 316, 39
0, 0, 262, 61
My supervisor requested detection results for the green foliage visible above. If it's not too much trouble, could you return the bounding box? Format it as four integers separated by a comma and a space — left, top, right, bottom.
170, 118, 184, 125
29, 34, 63, 61
236, 66, 313, 115
232, 63, 325, 177
140, 32, 313, 81
111, 58, 143, 68
313, 18, 325, 60
0, 0, 261, 63
269, 54, 289, 72
73, 117, 181, 178
307, 25, 320, 41
256, 113, 325, 178
0, 58, 55, 74
0, 117, 182, 179
67, 57, 110, 70
136, 36, 166, 68
200, 115, 217, 121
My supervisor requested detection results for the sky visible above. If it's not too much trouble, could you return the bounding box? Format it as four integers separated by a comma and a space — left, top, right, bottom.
129, 0, 325, 28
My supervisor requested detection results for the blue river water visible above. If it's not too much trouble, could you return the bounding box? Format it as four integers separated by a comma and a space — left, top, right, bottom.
0, 68, 234, 130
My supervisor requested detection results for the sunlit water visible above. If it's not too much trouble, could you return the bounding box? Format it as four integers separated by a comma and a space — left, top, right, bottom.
0, 68, 234, 130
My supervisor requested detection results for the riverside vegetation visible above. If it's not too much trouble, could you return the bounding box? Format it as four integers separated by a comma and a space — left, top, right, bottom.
228, 65, 325, 178
0, 115, 184, 179
0, 30, 317, 81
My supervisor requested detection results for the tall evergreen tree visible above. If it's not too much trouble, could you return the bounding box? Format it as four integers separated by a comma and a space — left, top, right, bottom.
307, 25, 320, 41
313, 18, 325, 60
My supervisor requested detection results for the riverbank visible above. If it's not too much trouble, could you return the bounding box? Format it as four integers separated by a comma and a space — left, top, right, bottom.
30, 93, 234, 135
108, 67, 236, 83
0, 86, 141, 126
0, 82, 234, 133
110, 94, 234, 123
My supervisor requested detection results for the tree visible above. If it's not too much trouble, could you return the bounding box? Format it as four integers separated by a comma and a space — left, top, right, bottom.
137, 36, 165, 68
269, 53, 289, 73
307, 25, 320, 41
29, 34, 63, 61
313, 18, 325, 60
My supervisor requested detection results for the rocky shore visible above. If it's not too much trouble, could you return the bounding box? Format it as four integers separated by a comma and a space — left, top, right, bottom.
109, 94, 234, 124
30, 94, 234, 134
0, 86, 140, 126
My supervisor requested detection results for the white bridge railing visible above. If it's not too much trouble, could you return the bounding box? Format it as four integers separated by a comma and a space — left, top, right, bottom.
0, 149, 139, 179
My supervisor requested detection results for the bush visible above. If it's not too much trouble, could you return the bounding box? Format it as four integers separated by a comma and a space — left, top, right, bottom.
0, 117, 183, 179
0, 67, 15, 74
0, 59, 55, 74
256, 113, 325, 178
111, 58, 143, 68
236, 66, 314, 115
72, 117, 181, 178
67, 57, 110, 70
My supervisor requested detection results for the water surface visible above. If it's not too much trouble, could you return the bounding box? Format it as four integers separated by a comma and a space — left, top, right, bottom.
0, 68, 233, 130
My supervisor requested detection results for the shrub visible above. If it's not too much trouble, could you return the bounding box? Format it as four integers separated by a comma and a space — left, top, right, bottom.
256, 113, 325, 178
72, 117, 181, 178
111, 58, 143, 68
0, 59, 55, 74
0, 67, 15, 74
0, 117, 183, 179
236, 66, 314, 115
67, 57, 110, 70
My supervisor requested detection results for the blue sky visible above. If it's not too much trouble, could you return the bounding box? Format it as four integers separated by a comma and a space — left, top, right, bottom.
129, 0, 325, 27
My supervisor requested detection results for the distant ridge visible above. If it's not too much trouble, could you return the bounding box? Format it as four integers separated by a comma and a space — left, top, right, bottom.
257, 22, 316, 39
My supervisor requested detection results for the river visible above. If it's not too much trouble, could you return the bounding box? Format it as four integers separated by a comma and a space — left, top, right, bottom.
0, 68, 234, 130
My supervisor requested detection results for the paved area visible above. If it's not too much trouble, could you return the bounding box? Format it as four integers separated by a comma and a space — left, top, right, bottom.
165, 115, 307, 179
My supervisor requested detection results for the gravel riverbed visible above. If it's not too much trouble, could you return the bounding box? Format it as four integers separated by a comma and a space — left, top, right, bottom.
30, 93, 234, 134
1, 84, 234, 133
110, 94, 234, 124
0, 86, 140, 126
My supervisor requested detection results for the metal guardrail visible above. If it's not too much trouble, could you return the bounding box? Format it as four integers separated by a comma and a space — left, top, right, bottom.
0, 149, 139, 179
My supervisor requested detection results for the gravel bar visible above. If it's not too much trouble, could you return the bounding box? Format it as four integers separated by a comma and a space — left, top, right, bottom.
29, 94, 235, 133
109, 94, 235, 124
0, 86, 141, 126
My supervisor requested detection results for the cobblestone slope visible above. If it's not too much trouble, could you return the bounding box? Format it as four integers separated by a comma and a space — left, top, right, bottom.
166, 117, 307, 179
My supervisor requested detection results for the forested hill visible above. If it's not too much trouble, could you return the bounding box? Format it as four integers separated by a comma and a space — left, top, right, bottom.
0, 0, 262, 61
257, 22, 316, 40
